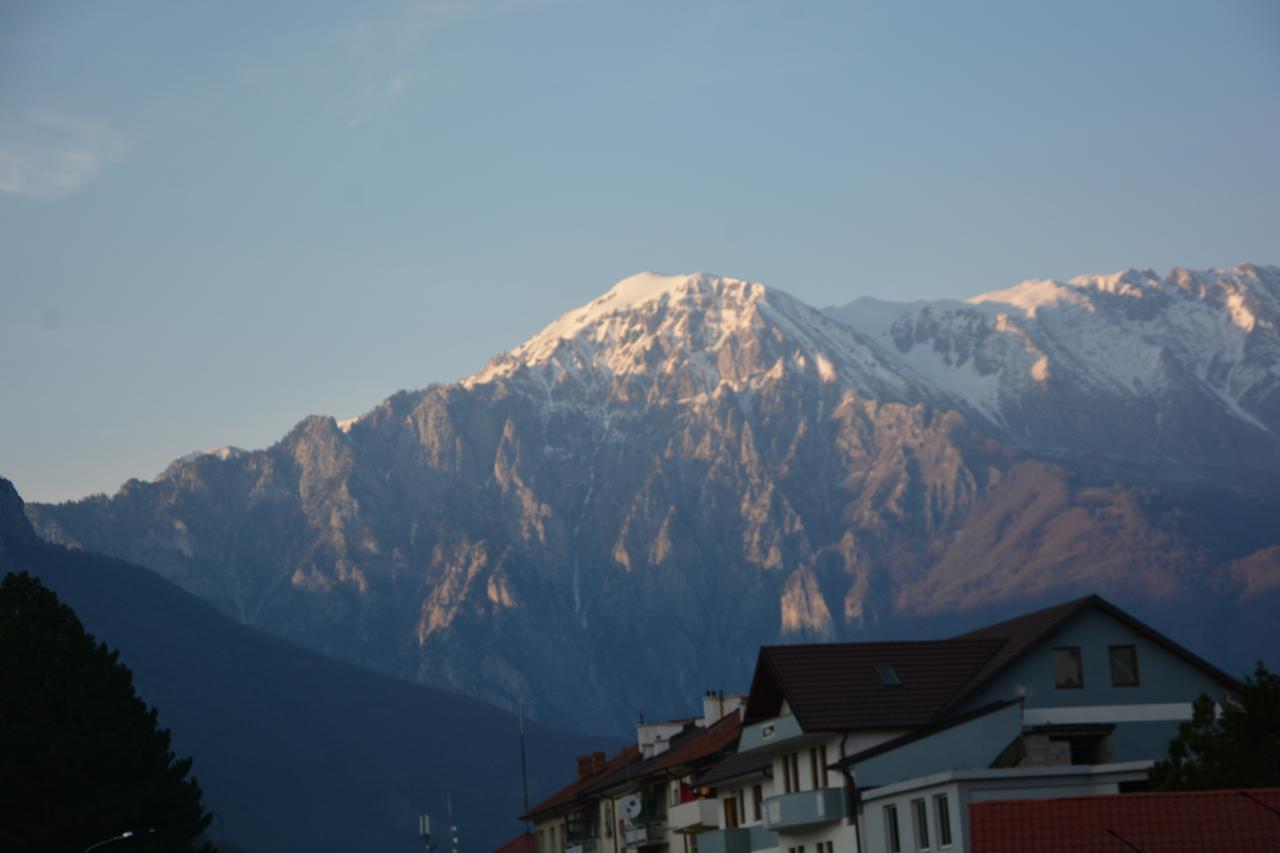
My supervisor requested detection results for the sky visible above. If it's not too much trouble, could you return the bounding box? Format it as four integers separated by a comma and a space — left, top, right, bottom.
2, 0, 1278, 503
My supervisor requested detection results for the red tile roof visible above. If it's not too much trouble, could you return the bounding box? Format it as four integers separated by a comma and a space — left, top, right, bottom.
520, 744, 641, 821
493, 832, 536, 853
582, 713, 743, 796
969, 789, 1280, 853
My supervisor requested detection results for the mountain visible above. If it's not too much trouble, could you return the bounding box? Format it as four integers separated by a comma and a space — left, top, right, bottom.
0, 478, 618, 852
25, 267, 1280, 734
826, 264, 1280, 487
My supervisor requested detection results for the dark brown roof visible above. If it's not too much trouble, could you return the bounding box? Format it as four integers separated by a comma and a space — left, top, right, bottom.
743, 638, 1006, 730
943, 594, 1240, 715
744, 594, 1241, 733
581, 713, 742, 796
694, 746, 773, 787
521, 744, 641, 821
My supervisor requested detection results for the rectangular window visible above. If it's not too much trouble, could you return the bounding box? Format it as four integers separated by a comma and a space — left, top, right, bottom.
724, 796, 739, 828
934, 795, 952, 848
809, 747, 819, 790
783, 752, 801, 793
1053, 646, 1084, 689
912, 798, 929, 850
885, 804, 902, 853
819, 744, 829, 787
737, 789, 746, 825
752, 784, 763, 822
1110, 645, 1140, 687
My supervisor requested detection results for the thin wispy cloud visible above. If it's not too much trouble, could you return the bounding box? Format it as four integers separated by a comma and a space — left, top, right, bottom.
339, 0, 551, 129
347, 74, 414, 129
0, 114, 124, 201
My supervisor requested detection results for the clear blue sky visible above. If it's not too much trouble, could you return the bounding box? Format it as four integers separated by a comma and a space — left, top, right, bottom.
3, 0, 1278, 502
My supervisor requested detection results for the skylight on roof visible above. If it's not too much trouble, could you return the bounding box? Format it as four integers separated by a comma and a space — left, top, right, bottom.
875, 665, 902, 686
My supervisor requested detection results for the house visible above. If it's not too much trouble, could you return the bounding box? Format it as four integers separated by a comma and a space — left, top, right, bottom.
520, 594, 1242, 853
968, 788, 1280, 852
732, 595, 1240, 853
522, 693, 745, 853
523, 747, 642, 853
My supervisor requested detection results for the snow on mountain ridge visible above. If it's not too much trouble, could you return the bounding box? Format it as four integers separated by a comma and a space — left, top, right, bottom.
828, 263, 1280, 442
463, 272, 918, 402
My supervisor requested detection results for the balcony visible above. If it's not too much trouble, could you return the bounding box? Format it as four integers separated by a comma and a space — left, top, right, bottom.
762, 788, 846, 831
738, 714, 804, 751
697, 825, 778, 853
622, 822, 667, 848
566, 840, 599, 853
669, 799, 719, 833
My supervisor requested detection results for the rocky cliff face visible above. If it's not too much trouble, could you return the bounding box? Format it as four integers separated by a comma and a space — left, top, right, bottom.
27, 268, 1280, 733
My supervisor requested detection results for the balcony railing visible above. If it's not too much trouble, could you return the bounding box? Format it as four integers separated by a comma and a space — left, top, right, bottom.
565, 839, 600, 853
622, 822, 667, 847
697, 825, 778, 853
668, 799, 719, 833
762, 788, 846, 831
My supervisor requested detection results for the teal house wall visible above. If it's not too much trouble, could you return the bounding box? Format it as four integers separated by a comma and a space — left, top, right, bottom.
955, 608, 1236, 762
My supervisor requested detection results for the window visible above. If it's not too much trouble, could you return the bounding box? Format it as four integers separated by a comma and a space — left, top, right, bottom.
783, 752, 801, 793
752, 784, 763, 822
933, 795, 952, 848
690, 833, 699, 853
1053, 646, 1084, 688
810, 745, 830, 788
911, 798, 929, 851
1110, 645, 1140, 687
885, 804, 902, 853
737, 789, 746, 825
876, 665, 902, 686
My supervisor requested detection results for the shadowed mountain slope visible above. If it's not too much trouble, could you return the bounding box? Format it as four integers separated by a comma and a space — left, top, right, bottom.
1, 478, 618, 853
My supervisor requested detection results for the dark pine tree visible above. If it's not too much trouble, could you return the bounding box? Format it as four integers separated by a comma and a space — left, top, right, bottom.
0, 571, 214, 853
1149, 661, 1280, 791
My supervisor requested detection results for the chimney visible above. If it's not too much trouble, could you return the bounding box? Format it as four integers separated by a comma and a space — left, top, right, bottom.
592, 752, 607, 773
576, 755, 594, 779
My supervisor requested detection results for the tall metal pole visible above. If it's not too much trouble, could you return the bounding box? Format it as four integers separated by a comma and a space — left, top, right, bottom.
519, 710, 531, 833
447, 792, 459, 853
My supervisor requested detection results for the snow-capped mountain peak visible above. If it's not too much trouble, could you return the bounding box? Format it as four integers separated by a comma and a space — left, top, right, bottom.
462, 272, 914, 401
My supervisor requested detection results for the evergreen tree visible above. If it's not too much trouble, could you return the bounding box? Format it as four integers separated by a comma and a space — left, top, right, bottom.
1150, 661, 1280, 790
0, 571, 214, 853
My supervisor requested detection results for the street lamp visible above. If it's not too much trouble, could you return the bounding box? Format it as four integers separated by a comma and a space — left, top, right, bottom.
84, 827, 156, 852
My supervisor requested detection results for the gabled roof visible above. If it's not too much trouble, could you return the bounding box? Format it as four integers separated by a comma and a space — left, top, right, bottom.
743, 594, 1241, 733
944, 594, 1240, 715
581, 713, 742, 796
743, 638, 1006, 730
694, 746, 773, 788
969, 788, 1280, 853
521, 745, 641, 821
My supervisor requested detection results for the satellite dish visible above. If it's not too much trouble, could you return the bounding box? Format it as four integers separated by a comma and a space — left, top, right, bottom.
621, 795, 643, 822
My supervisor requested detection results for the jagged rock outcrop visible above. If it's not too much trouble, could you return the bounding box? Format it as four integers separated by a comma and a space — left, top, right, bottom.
26, 268, 1280, 732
